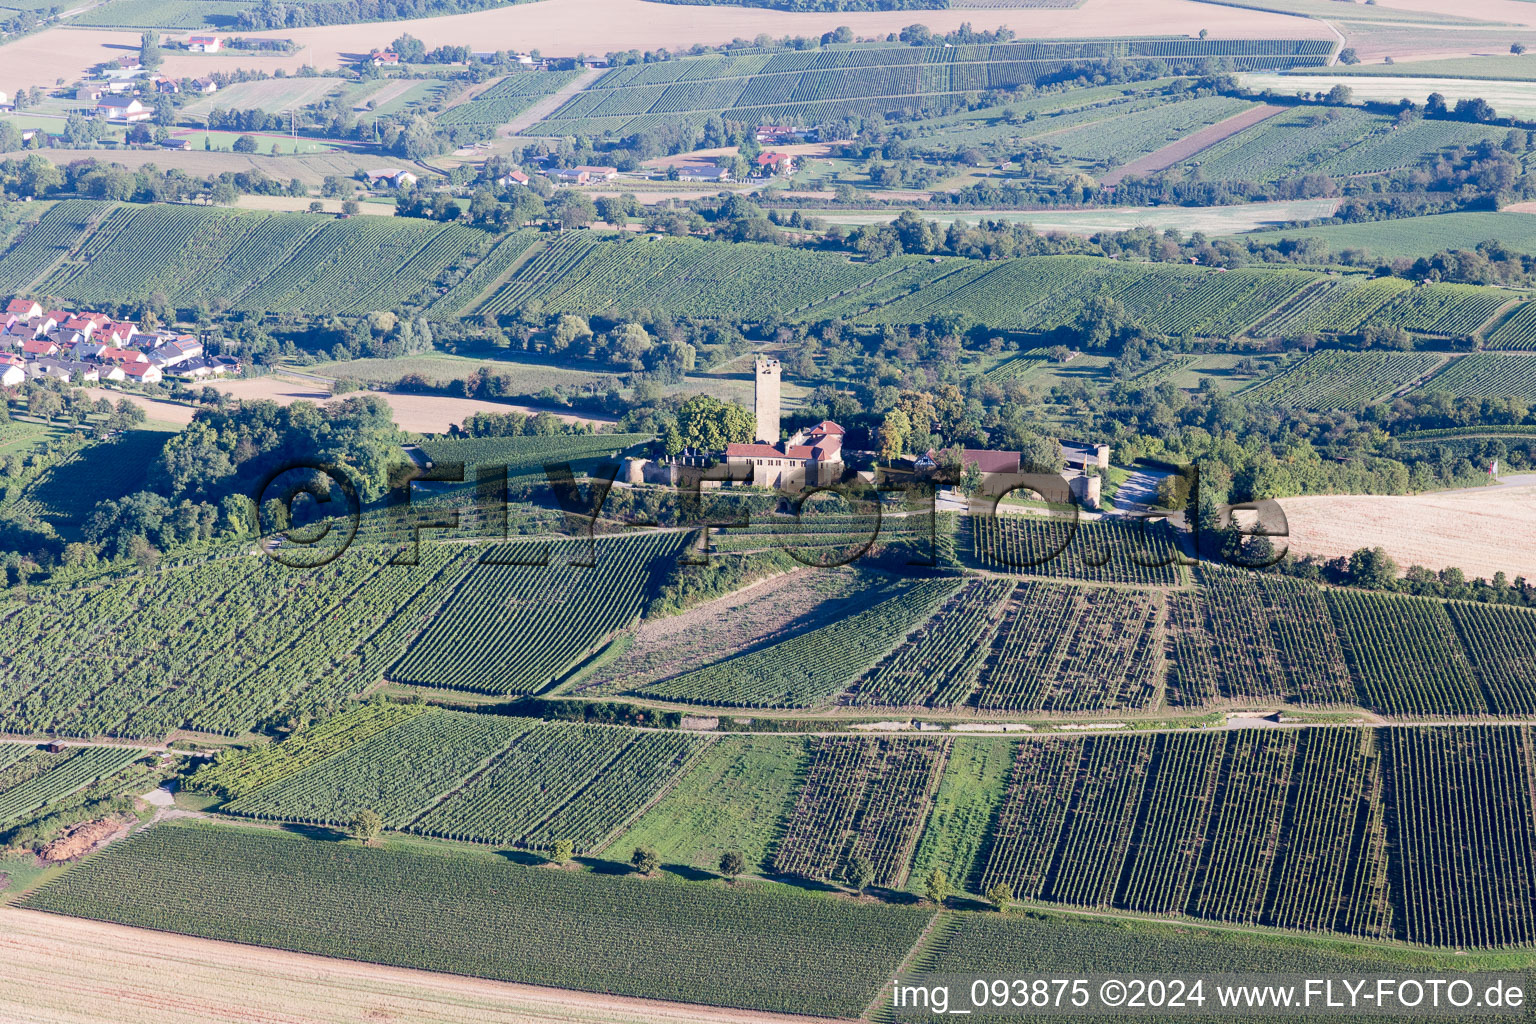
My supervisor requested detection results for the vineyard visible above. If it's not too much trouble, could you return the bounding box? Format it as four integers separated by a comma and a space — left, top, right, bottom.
1243, 351, 1448, 407
533, 40, 1330, 138
0, 544, 477, 739
223, 711, 532, 827
1416, 353, 1536, 402
1165, 568, 1355, 707
434, 71, 582, 130
387, 532, 685, 695
185, 703, 426, 799
968, 514, 1183, 585
636, 577, 958, 707
21, 823, 934, 1018
0, 745, 148, 825
411, 724, 707, 851
772, 736, 950, 888
0, 201, 488, 314
973, 729, 1407, 941
844, 579, 1014, 707
971, 583, 1163, 713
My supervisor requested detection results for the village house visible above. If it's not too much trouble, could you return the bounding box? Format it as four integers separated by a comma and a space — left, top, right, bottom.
194, 77, 218, 95
576, 165, 618, 181
75, 85, 105, 103
548, 167, 590, 186
755, 152, 794, 176
153, 76, 179, 94
21, 338, 58, 358
369, 49, 400, 66
367, 168, 417, 189
5, 299, 41, 319
187, 35, 221, 52
0, 362, 23, 388
496, 170, 530, 187
160, 138, 193, 151
121, 360, 162, 384
97, 95, 152, 123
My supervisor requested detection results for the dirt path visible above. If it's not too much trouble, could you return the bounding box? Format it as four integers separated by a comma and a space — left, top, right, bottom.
1100, 103, 1286, 184
504, 66, 606, 137
0, 908, 834, 1024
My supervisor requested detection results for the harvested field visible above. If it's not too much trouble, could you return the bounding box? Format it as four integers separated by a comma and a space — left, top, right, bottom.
1239, 73, 1536, 120
0, 1, 1327, 93
1100, 104, 1286, 184
1277, 481, 1536, 581
0, 907, 817, 1024
81, 388, 193, 427
206, 376, 616, 431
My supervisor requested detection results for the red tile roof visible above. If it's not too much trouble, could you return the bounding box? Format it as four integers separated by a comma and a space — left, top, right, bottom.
960, 449, 1021, 475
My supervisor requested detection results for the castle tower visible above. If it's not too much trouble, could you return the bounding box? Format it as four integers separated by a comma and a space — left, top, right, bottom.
754, 356, 781, 444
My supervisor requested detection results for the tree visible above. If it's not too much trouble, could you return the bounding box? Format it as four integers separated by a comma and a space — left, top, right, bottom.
631, 846, 660, 875
140, 30, 162, 70
308, 200, 325, 214
674, 393, 754, 451
1348, 546, 1399, 590
127, 534, 160, 570
550, 838, 574, 864
959, 459, 984, 498
1324, 84, 1353, 106
341, 200, 360, 217
719, 850, 745, 879
925, 866, 952, 906
1514, 43, 1528, 55
1339, 47, 1360, 64
878, 408, 911, 462
985, 881, 1013, 912
846, 854, 874, 894
348, 808, 384, 844
232, 134, 258, 153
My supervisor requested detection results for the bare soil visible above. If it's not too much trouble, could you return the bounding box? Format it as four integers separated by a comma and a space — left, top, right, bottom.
206, 375, 616, 431
38, 817, 131, 863
1277, 483, 1536, 581
1100, 104, 1286, 185
0, 907, 822, 1024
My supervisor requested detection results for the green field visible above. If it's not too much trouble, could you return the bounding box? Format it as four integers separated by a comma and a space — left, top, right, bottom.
435, 71, 582, 131
1417, 352, 1536, 401
1236, 212, 1536, 260
606, 735, 808, 871
308, 352, 611, 390
1243, 351, 1449, 407
10, 426, 178, 537
21, 822, 933, 1018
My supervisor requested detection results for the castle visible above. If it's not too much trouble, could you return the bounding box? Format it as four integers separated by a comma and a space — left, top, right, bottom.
723, 356, 845, 489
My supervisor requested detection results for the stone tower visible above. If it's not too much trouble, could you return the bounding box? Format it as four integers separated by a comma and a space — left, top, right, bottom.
754, 356, 781, 444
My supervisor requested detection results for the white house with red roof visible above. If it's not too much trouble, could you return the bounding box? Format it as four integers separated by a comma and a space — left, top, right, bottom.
725, 420, 845, 490
122, 360, 162, 383
5, 299, 40, 318
187, 34, 221, 52
21, 338, 58, 358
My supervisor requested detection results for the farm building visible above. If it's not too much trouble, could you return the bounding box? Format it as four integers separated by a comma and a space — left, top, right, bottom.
755, 152, 794, 176
677, 163, 731, 183
187, 35, 221, 52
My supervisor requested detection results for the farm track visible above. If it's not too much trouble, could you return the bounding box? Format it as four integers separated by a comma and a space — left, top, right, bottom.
1100, 103, 1287, 184
505, 66, 606, 136
464, 238, 549, 315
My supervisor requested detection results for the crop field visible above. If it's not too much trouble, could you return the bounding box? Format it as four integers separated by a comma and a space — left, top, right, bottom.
20, 823, 933, 1018
1416, 353, 1536, 401
1242, 73, 1536, 122
972, 583, 1163, 713
607, 735, 808, 872
968, 514, 1183, 586
0, 201, 490, 315
1042, 95, 1259, 166
0, 544, 479, 739
533, 40, 1330, 138
772, 736, 949, 888
635, 577, 959, 707
844, 579, 1014, 707
905, 737, 1014, 894
1327, 590, 1488, 718
181, 77, 346, 117
435, 70, 582, 130
388, 532, 685, 695
410, 724, 706, 851
0, 745, 148, 825
1243, 351, 1448, 407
